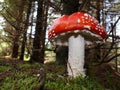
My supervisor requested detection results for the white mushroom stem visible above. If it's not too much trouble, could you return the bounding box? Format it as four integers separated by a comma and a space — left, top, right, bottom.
67, 34, 86, 77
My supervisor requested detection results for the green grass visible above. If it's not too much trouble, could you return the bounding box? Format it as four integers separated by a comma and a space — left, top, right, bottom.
0, 66, 11, 72
45, 74, 105, 90
0, 62, 42, 90
1, 59, 117, 90
0, 72, 40, 90
44, 61, 105, 90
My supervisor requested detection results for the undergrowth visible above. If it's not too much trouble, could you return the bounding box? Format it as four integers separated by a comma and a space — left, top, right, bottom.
0, 60, 115, 90
45, 74, 105, 90
0, 66, 11, 72
0, 74, 39, 90
0, 61, 41, 90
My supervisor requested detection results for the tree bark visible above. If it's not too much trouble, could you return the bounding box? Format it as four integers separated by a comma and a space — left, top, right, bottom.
19, 31, 27, 60
61, 0, 79, 15
11, 0, 24, 58
30, 0, 44, 63
12, 34, 19, 58
19, 0, 32, 60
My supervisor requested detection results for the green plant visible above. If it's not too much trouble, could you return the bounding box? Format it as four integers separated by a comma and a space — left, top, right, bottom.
0, 74, 39, 90
0, 62, 42, 90
0, 66, 11, 72
45, 74, 105, 90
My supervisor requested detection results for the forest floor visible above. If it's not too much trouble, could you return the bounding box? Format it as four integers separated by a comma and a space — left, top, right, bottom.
0, 58, 120, 90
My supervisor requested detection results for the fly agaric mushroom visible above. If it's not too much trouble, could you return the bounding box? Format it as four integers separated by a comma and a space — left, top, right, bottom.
48, 12, 107, 77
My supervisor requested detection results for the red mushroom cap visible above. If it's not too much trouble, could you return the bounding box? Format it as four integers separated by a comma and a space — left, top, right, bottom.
48, 12, 107, 45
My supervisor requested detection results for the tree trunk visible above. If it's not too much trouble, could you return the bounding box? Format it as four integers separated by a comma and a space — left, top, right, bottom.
61, 0, 79, 15
27, 1, 35, 56
93, 0, 100, 22
12, 34, 19, 58
20, 31, 27, 60
11, 0, 24, 58
19, 0, 32, 60
55, 45, 68, 65
30, 0, 44, 63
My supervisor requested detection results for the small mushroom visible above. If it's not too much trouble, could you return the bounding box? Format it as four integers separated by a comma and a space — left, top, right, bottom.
48, 12, 107, 77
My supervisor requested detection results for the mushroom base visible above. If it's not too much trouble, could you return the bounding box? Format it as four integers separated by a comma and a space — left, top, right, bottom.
67, 35, 86, 77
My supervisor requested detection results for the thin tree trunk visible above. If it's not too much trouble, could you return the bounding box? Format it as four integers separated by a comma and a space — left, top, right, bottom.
93, 0, 100, 22
11, 0, 24, 58
27, 2, 35, 55
20, 31, 27, 60
19, 0, 32, 60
